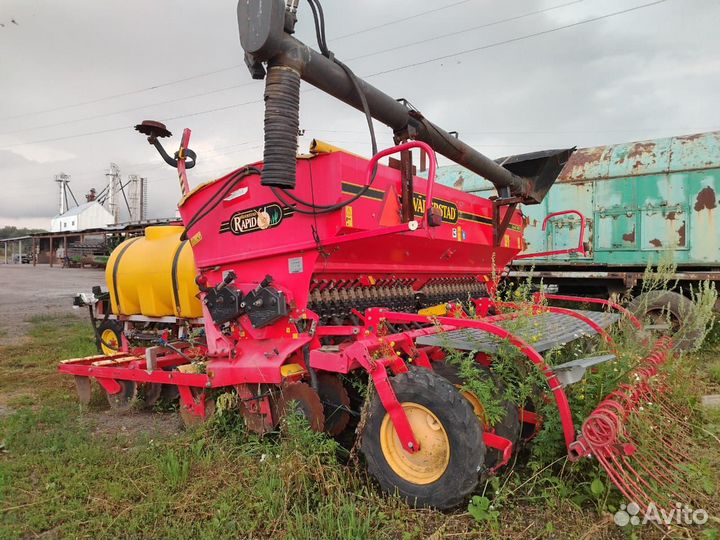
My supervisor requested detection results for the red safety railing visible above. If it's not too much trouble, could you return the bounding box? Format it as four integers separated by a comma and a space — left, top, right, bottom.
515, 209, 587, 259
363, 141, 438, 229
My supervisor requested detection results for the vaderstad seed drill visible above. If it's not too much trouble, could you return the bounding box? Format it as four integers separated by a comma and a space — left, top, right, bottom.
61, 0, 683, 509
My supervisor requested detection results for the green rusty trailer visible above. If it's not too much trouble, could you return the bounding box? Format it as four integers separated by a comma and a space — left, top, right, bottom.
435, 131, 720, 324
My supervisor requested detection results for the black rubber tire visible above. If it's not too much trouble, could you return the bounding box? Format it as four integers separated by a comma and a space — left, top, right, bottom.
361, 366, 484, 509
628, 290, 702, 350
334, 374, 365, 451
96, 320, 123, 354
432, 361, 520, 469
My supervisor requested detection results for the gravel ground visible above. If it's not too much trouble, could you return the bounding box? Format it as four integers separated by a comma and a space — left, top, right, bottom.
0, 264, 106, 345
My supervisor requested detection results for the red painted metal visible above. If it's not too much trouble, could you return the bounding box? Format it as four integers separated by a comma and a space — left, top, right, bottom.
484, 432, 513, 471
361, 355, 420, 453
570, 336, 672, 460
519, 408, 540, 429
179, 146, 524, 317
515, 210, 587, 259
60, 361, 210, 387
96, 377, 122, 395
364, 141, 438, 228
178, 384, 212, 419
363, 308, 577, 450
567, 336, 684, 512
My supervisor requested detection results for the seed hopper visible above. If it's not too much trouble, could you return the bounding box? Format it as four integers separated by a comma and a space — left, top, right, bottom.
59, 0, 684, 510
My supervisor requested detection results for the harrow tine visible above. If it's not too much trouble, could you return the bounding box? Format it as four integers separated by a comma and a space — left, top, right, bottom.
619, 452, 683, 505
573, 335, 716, 514
596, 452, 656, 510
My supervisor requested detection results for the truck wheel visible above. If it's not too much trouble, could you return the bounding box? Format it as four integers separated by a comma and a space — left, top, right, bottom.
361, 367, 483, 509
96, 320, 123, 355
628, 290, 703, 350
432, 361, 520, 469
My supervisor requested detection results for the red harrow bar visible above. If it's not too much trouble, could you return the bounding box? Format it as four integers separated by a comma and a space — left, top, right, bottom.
572, 335, 711, 514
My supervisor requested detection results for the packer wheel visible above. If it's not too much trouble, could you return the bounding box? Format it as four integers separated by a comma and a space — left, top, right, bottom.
179, 388, 216, 429
105, 380, 138, 410
271, 381, 325, 432
141, 372, 180, 409
432, 361, 520, 469
316, 372, 351, 436
361, 367, 483, 509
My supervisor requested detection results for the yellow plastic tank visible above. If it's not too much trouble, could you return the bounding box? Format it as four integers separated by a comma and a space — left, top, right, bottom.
106, 226, 202, 318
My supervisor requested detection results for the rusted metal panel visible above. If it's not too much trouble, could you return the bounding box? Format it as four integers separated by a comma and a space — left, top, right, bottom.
555, 131, 720, 182
511, 270, 720, 281
671, 131, 720, 171
558, 146, 612, 182
434, 131, 720, 267
609, 137, 672, 178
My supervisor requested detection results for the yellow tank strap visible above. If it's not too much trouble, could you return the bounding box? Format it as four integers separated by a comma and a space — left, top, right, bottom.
171, 239, 189, 316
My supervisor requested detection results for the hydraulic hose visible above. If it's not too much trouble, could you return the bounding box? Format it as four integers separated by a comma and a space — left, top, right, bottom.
261, 65, 301, 188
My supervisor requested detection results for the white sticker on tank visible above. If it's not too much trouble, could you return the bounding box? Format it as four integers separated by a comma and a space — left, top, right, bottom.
288, 257, 304, 274
224, 186, 249, 202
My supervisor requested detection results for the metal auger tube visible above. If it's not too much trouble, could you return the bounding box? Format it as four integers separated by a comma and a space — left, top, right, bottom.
237, 0, 572, 204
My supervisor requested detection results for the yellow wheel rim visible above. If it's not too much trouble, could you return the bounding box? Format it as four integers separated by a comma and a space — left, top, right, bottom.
101, 329, 119, 355
380, 402, 450, 485
457, 385, 489, 427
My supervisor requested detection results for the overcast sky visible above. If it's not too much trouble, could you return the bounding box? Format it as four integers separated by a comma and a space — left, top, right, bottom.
1, 0, 719, 229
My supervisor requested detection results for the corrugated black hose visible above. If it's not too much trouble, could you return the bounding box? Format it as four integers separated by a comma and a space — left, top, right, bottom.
269, 0, 379, 215
261, 64, 302, 189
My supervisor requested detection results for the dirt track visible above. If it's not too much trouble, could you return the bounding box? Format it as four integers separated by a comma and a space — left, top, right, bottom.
0, 264, 106, 345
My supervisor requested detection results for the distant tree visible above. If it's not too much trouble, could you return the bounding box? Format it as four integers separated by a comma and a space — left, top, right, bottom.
0, 226, 47, 240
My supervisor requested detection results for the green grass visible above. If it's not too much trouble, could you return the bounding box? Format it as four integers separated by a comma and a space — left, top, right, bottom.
0, 315, 718, 539
0, 315, 96, 396
707, 357, 720, 386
